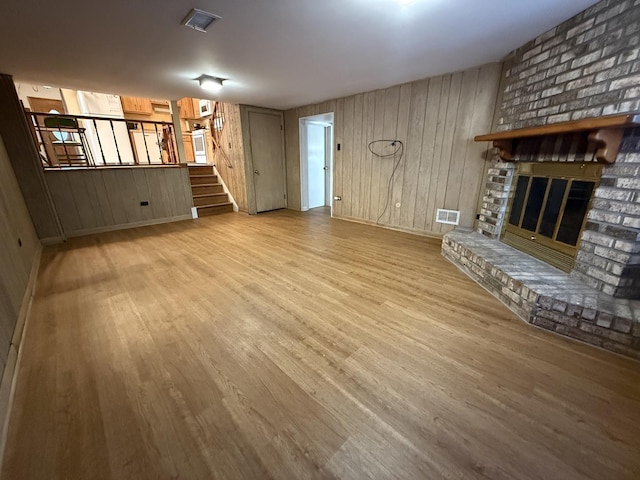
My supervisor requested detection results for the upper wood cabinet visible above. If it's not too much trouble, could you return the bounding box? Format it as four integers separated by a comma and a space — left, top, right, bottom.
178, 98, 198, 119
120, 96, 153, 115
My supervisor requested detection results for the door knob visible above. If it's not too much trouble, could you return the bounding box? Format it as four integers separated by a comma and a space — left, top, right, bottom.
323, 166, 328, 170
254, 170, 260, 175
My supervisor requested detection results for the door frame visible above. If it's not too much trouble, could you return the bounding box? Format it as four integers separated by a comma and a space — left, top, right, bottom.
240, 105, 287, 215
299, 112, 334, 213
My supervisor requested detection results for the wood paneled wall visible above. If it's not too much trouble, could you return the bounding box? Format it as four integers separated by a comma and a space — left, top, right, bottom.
284, 63, 502, 236
0, 134, 40, 393
211, 104, 249, 212
45, 167, 193, 237
0, 74, 62, 240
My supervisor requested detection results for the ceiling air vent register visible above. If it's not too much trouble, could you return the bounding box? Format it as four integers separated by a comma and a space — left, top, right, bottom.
182, 9, 221, 33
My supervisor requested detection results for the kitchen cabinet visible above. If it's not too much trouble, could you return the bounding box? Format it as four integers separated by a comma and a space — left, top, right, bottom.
178, 97, 198, 119
120, 96, 153, 115
150, 99, 169, 107
182, 134, 195, 162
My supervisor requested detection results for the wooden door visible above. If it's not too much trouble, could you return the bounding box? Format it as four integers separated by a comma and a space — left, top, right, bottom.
27, 97, 65, 115
248, 110, 286, 213
27, 97, 70, 165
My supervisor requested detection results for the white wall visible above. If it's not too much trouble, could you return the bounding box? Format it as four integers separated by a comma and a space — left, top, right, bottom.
14, 82, 63, 109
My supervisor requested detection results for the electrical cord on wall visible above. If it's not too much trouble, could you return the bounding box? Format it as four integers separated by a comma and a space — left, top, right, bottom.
368, 140, 404, 225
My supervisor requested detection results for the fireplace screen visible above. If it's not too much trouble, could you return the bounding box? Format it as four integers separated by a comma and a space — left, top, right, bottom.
503, 162, 602, 272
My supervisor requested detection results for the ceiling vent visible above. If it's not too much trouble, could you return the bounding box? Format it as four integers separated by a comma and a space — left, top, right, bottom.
182, 8, 221, 33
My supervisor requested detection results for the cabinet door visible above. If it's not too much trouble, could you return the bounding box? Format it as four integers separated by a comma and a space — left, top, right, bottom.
120, 96, 138, 113
178, 97, 197, 119
121, 96, 152, 115
136, 98, 153, 115
182, 137, 195, 162
178, 98, 188, 119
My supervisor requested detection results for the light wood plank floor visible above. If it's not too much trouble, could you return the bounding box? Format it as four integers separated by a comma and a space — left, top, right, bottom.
3, 209, 640, 480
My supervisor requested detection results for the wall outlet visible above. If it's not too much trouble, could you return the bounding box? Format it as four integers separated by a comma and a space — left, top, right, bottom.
140, 201, 149, 206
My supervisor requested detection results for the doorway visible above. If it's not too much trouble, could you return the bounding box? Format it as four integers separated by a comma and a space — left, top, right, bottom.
299, 113, 333, 212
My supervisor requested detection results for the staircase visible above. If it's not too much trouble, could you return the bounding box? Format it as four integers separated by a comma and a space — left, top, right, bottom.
188, 165, 234, 216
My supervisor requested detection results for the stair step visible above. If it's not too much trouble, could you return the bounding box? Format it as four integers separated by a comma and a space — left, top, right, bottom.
190, 174, 218, 185
187, 165, 214, 175
193, 193, 229, 206
196, 202, 234, 216
191, 183, 224, 195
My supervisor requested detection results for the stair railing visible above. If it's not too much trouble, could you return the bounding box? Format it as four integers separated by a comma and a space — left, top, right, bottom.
209, 102, 233, 169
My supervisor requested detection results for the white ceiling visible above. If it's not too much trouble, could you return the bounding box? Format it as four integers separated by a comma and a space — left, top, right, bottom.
0, 0, 599, 110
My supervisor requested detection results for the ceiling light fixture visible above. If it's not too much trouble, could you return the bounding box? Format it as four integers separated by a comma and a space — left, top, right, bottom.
182, 8, 221, 33
198, 75, 224, 91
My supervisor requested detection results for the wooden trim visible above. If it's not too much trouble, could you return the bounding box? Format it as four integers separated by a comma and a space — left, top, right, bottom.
475, 113, 640, 163
333, 214, 444, 240
64, 214, 193, 238
44, 164, 186, 171
475, 113, 640, 141
589, 128, 624, 164
493, 140, 513, 161
0, 242, 42, 467
39, 236, 65, 245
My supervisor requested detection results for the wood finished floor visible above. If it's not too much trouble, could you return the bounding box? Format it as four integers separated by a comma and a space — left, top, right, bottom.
3, 209, 640, 480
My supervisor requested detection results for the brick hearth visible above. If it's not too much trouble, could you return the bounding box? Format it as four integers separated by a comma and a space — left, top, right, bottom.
442, 230, 640, 359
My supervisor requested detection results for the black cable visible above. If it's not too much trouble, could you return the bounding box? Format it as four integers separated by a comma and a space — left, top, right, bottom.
368, 140, 404, 225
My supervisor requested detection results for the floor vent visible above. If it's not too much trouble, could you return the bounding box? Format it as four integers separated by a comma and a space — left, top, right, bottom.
436, 209, 460, 225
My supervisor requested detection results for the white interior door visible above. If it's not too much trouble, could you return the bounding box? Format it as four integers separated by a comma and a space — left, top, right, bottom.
324, 125, 332, 206
249, 111, 286, 212
132, 131, 163, 164
307, 123, 326, 209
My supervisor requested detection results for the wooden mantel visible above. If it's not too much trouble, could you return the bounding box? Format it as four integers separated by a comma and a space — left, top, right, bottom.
475, 113, 640, 164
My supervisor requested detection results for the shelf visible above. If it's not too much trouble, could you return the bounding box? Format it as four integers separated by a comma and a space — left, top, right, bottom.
475, 112, 640, 164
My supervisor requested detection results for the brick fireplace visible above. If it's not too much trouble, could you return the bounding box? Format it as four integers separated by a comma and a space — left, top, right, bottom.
442, 0, 640, 360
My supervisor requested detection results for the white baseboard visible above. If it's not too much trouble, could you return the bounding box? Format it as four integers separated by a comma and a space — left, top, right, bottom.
0, 242, 43, 467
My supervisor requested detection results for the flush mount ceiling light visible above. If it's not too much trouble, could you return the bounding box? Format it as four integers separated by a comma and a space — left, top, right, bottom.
182, 8, 221, 33
198, 75, 225, 91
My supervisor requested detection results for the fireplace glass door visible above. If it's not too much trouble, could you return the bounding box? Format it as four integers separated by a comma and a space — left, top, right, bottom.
503, 162, 601, 272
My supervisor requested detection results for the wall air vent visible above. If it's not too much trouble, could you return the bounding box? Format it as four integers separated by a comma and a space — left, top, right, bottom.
436, 209, 460, 225
182, 8, 221, 33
